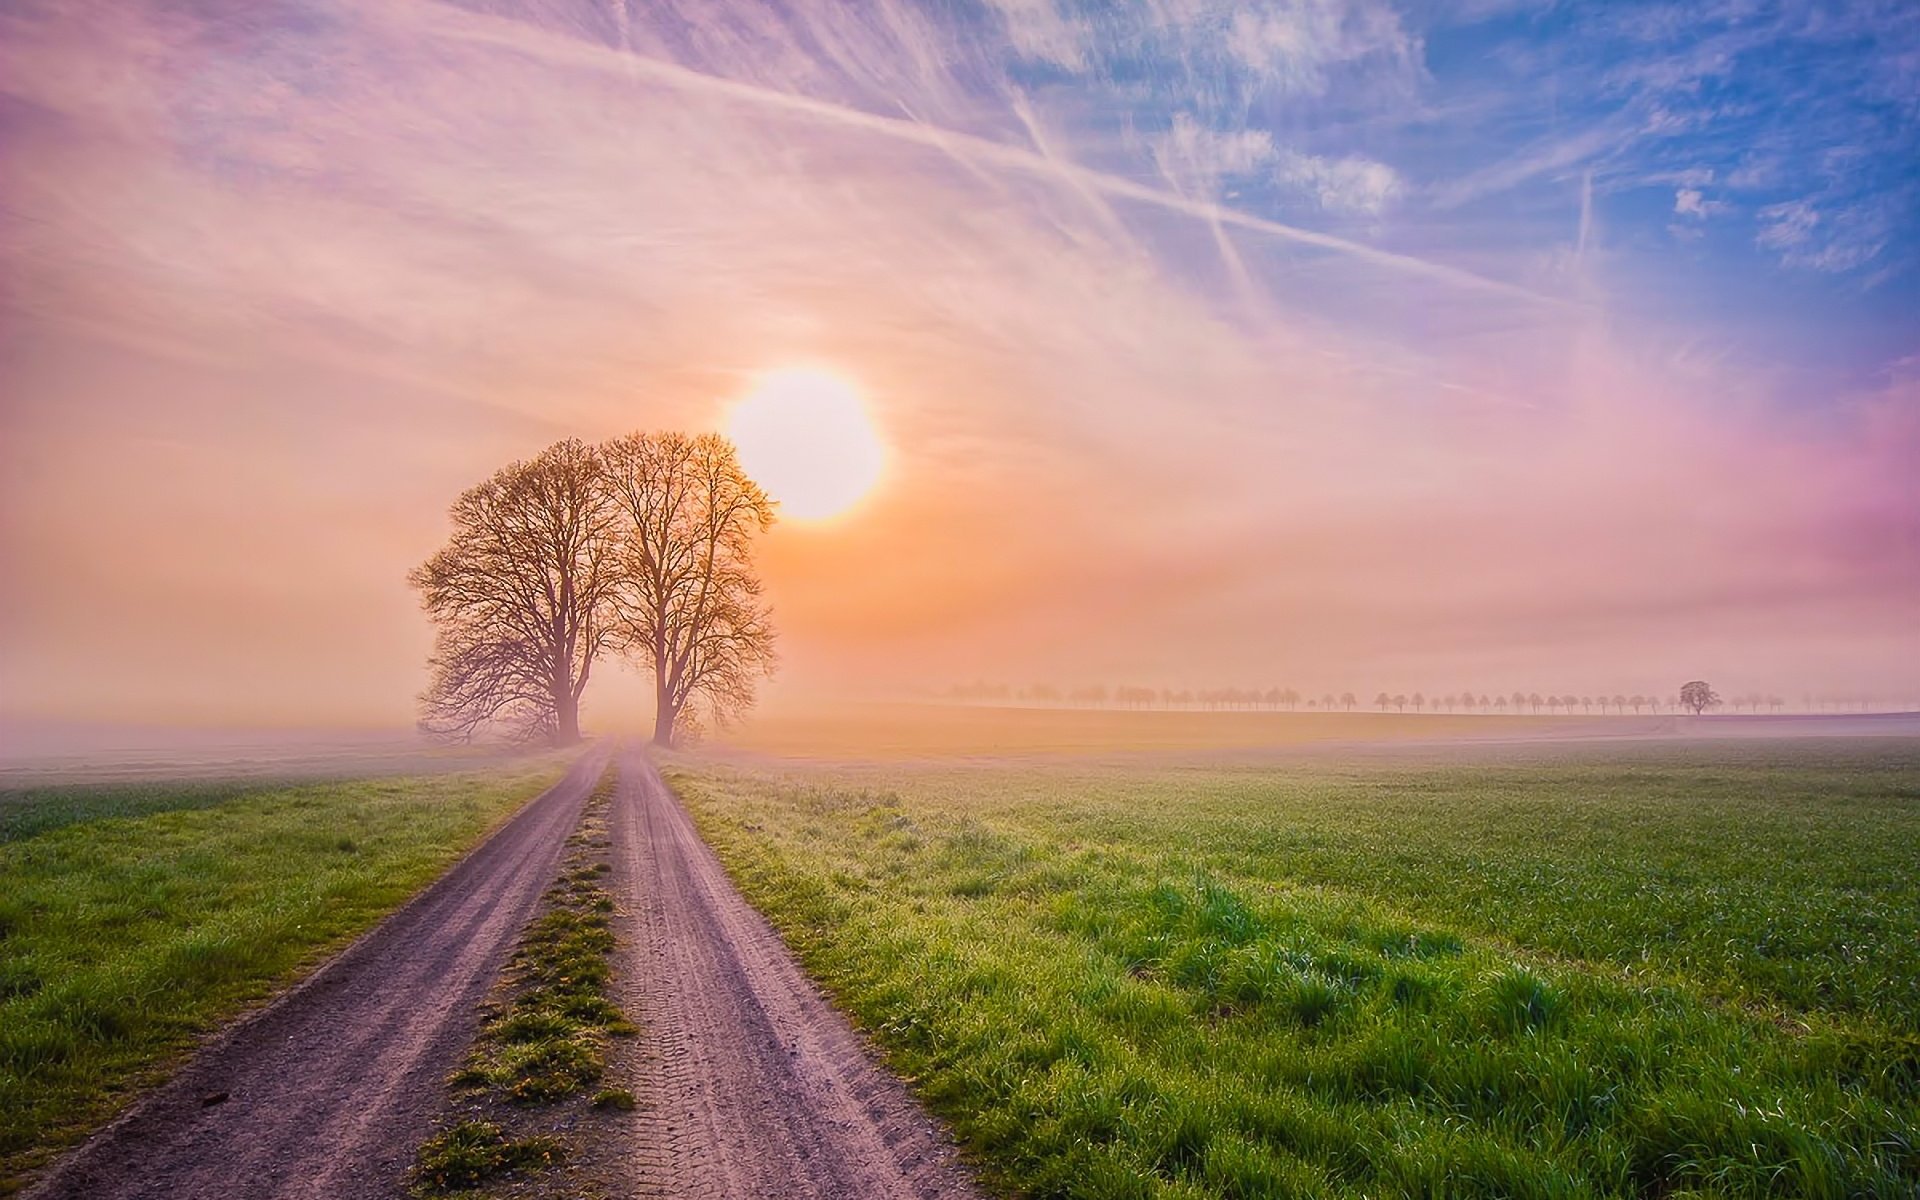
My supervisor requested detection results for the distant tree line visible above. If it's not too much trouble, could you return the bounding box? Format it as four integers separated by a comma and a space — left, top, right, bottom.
944, 681, 1862, 716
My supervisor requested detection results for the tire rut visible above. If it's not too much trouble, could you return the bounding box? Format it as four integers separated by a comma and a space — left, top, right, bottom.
25, 746, 611, 1200
609, 746, 984, 1200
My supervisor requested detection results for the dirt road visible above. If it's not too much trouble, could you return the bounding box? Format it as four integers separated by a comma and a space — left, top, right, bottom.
25, 746, 610, 1200
611, 748, 984, 1200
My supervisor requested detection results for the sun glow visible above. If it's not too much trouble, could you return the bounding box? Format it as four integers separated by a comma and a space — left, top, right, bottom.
727, 367, 886, 522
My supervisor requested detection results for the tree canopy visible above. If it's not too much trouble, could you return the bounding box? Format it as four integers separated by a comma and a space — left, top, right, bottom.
411, 433, 777, 747
408, 439, 620, 744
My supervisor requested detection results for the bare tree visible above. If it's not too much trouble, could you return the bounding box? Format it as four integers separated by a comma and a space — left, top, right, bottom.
603, 432, 777, 747
1341, 691, 1357, 711
409, 439, 620, 745
1679, 680, 1719, 715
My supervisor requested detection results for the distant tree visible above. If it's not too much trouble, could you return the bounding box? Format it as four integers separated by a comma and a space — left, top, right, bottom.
1630, 694, 1647, 713
1393, 693, 1408, 712
1412, 692, 1425, 713
1545, 694, 1560, 714
1495, 694, 1509, 712
1031, 682, 1061, 704
1580, 695, 1593, 713
1322, 692, 1337, 711
1341, 691, 1357, 711
1527, 692, 1543, 713
410, 439, 621, 745
1375, 691, 1391, 712
1511, 690, 1528, 713
1442, 693, 1457, 712
1679, 680, 1720, 715
1282, 687, 1301, 710
603, 431, 777, 746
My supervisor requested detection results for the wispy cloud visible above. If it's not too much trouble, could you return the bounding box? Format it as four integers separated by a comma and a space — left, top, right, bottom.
1276, 148, 1404, 215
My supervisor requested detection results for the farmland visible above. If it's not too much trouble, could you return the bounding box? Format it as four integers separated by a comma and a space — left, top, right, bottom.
0, 756, 570, 1189
667, 735, 1920, 1198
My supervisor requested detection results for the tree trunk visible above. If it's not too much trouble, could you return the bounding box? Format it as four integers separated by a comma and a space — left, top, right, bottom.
651, 699, 676, 747
554, 691, 581, 746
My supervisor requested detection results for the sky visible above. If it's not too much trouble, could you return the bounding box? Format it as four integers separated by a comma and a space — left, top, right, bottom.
1, 0, 1916, 729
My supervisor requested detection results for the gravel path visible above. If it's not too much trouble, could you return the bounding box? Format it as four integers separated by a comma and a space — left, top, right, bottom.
611, 747, 984, 1200
25, 746, 610, 1200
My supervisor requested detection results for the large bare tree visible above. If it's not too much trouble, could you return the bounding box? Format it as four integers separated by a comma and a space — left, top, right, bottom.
603, 431, 777, 746
409, 439, 620, 744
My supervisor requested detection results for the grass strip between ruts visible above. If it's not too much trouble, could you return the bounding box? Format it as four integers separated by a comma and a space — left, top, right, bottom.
411, 768, 637, 1195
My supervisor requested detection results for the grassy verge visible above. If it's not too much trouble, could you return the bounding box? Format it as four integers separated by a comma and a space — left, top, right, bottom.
412, 769, 637, 1197
0, 756, 572, 1192
667, 743, 1919, 1199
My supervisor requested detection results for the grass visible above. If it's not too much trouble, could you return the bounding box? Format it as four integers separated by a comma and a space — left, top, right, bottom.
666, 738, 1920, 1199
412, 769, 637, 1196
413, 1122, 564, 1192
0, 780, 264, 842
0, 757, 571, 1191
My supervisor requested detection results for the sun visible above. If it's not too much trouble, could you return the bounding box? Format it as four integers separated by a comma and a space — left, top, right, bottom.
727, 366, 886, 522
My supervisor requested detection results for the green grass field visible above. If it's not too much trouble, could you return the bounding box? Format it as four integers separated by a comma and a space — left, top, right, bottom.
0, 757, 570, 1191
668, 738, 1920, 1199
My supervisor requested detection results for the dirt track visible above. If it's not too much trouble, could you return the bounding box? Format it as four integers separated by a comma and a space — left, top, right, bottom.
612, 747, 983, 1199
25, 747, 609, 1200
29, 744, 983, 1199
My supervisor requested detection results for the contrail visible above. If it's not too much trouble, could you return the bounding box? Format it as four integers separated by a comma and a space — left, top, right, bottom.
405, 0, 1564, 307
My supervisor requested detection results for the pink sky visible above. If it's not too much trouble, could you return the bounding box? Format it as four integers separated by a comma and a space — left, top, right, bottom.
2, 0, 1916, 728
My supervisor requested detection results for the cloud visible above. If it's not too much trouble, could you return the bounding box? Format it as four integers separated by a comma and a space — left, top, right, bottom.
1430, 125, 1623, 209
984, 0, 1088, 72
1225, 0, 1420, 96
1151, 112, 1275, 195
1673, 187, 1722, 217
1276, 149, 1403, 215
1756, 197, 1892, 272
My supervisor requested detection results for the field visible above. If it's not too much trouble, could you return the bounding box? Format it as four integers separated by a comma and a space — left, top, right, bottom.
666, 735, 1920, 1198
0, 756, 570, 1190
